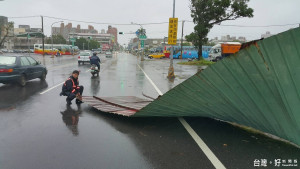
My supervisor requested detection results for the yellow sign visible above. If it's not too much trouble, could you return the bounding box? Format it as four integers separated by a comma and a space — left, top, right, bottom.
168, 18, 178, 45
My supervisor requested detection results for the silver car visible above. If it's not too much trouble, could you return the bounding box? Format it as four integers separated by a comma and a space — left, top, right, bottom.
105, 51, 112, 58
78, 51, 92, 65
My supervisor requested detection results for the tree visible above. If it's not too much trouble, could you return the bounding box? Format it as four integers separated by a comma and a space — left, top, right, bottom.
46, 34, 66, 44
204, 42, 216, 46
75, 38, 88, 50
186, 0, 253, 60
182, 42, 191, 46
89, 39, 100, 50
0, 22, 14, 48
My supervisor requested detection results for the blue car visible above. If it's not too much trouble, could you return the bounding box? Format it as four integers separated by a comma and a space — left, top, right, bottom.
0, 55, 47, 86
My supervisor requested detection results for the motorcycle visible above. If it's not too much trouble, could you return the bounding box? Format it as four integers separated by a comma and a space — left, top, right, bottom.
90, 64, 99, 77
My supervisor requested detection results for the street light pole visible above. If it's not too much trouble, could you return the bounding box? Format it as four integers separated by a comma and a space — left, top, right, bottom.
168, 0, 176, 79
180, 20, 185, 59
139, 25, 145, 61
132, 22, 145, 61
51, 21, 63, 57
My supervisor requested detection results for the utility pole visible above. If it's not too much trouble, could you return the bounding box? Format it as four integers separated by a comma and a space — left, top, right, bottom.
140, 27, 145, 61
180, 20, 185, 59
41, 16, 44, 57
51, 21, 63, 58
27, 33, 30, 57
168, 0, 176, 79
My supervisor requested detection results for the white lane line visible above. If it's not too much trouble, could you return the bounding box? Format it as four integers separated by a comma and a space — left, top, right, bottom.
137, 64, 226, 169
137, 64, 163, 95
40, 82, 64, 95
178, 118, 226, 169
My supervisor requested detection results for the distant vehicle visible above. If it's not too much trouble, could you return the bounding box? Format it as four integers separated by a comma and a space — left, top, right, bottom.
208, 42, 241, 61
78, 51, 92, 65
148, 53, 165, 59
0, 55, 47, 86
105, 51, 112, 58
164, 46, 212, 59
92, 48, 102, 54
34, 44, 79, 55
1, 49, 8, 53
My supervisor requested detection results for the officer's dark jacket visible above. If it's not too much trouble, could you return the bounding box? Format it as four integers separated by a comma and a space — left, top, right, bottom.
90, 55, 101, 65
62, 76, 80, 94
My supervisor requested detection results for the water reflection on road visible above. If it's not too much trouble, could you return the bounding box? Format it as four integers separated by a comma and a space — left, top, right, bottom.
0, 80, 48, 109
60, 104, 82, 136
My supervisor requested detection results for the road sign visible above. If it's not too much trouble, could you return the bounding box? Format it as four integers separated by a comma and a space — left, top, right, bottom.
70, 38, 76, 42
168, 18, 178, 45
139, 35, 147, 40
141, 40, 144, 48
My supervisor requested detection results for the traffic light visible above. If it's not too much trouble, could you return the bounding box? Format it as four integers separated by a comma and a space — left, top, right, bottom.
119, 32, 124, 35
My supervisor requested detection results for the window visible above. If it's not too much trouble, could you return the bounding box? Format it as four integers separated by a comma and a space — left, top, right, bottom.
20, 57, 31, 66
79, 52, 91, 56
0, 56, 16, 65
26, 57, 38, 65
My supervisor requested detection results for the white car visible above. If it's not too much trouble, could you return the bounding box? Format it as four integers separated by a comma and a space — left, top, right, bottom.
105, 51, 112, 58
78, 51, 92, 65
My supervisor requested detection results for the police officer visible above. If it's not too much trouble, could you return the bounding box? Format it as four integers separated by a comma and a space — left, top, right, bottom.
90, 52, 101, 70
60, 70, 84, 105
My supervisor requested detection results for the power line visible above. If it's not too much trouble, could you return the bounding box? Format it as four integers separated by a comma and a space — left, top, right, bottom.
43, 16, 132, 25
8, 15, 169, 26
8, 15, 300, 28
8, 15, 41, 19
185, 20, 300, 27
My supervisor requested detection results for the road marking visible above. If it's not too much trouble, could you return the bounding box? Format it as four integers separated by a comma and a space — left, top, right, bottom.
178, 118, 226, 169
40, 82, 64, 95
137, 64, 163, 95
137, 64, 226, 169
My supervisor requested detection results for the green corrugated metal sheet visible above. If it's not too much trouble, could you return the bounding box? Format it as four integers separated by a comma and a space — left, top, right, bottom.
134, 27, 300, 146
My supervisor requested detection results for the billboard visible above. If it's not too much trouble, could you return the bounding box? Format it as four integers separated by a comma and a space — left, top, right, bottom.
102, 44, 110, 51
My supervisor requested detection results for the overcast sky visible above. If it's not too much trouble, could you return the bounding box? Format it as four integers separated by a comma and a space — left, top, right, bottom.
1, 0, 300, 45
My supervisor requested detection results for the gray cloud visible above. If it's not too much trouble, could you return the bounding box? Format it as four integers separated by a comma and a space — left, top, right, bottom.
1, 0, 300, 45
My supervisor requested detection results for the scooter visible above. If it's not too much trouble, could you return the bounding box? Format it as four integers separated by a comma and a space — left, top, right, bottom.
90, 64, 99, 77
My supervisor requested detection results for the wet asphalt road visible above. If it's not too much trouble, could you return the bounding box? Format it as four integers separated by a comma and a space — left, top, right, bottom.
0, 53, 299, 169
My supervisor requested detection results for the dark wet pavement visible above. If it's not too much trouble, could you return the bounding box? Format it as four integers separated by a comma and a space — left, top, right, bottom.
0, 53, 299, 169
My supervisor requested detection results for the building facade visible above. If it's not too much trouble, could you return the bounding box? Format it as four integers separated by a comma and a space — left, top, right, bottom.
52, 23, 98, 39
261, 31, 272, 38
107, 25, 118, 45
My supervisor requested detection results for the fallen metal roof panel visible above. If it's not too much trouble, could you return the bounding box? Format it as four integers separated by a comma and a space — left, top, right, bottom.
82, 96, 151, 116
134, 27, 300, 146
83, 27, 300, 146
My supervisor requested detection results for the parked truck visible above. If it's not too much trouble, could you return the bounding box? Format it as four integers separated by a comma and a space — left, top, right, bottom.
208, 42, 241, 62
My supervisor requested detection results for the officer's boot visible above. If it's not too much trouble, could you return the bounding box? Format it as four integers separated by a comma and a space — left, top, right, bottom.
66, 98, 72, 105
76, 99, 83, 104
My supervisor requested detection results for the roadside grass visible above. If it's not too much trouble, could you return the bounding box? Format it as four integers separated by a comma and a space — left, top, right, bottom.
177, 59, 215, 66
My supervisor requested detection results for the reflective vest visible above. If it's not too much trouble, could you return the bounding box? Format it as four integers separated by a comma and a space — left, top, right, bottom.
63, 78, 80, 93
